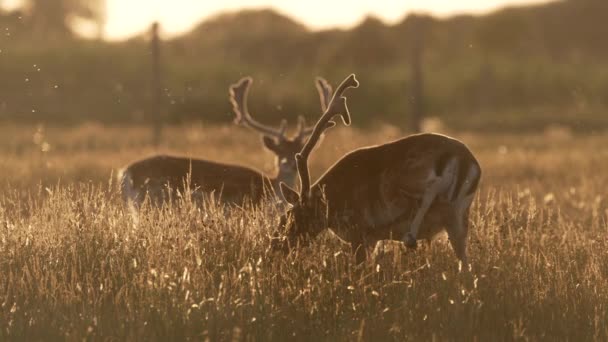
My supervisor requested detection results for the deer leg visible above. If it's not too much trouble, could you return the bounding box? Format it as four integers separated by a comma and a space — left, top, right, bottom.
446, 164, 480, 264
402, 158, 460, 249
445, 207, 468, 264
402, 179, 442, 248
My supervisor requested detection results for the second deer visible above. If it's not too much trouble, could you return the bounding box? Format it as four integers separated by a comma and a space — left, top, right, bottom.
119, 76, 333, 209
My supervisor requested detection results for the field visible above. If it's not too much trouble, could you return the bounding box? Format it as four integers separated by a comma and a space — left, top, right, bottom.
1, 123, 607, 340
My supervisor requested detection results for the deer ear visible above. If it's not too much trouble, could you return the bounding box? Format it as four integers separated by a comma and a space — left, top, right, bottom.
262, 135, 279, 152
280, 182, 300, 205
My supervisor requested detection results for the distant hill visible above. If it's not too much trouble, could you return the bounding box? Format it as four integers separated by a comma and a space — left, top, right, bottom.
172, 0, 608, 66
171, 9, 310, 66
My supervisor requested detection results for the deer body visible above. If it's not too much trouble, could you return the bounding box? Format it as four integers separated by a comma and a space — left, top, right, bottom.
275, 74, 481, 264
119, 77, 332, 209
119, 155, 274, 207
288, 133, 481, 262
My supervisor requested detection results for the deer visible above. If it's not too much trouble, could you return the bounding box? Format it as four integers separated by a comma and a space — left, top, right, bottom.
118, 76, 334, 210
272, 74, 482, 265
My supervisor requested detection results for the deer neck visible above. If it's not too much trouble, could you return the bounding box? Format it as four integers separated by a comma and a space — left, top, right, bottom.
305, 190, 332, 238
270, 159, 298, 203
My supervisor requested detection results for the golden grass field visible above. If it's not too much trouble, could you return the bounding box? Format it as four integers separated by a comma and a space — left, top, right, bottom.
1, 123, 607, 340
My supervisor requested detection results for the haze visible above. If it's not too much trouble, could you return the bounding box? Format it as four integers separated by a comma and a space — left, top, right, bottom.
105, 0, 554, 40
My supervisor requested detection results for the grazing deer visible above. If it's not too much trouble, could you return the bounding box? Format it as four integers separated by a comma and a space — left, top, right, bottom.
273, 74, 481, 264
119, 76, 334, 209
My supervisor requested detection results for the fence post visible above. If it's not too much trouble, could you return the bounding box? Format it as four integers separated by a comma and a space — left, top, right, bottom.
409, 15, 425, 133
150, 21, 163, 147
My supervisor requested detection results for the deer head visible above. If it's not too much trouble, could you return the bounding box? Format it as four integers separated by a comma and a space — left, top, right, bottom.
272, 74, 359, 251
229, 77, 333, 190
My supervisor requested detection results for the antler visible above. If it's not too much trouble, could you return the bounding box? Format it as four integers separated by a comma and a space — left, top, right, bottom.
229, 77, 287, 140
295, 74, 359, 200
316, 77, 333, 113
295, 77, 334, 141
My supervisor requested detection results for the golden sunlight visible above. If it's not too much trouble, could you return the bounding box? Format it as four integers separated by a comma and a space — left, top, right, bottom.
105, 0, 554, 40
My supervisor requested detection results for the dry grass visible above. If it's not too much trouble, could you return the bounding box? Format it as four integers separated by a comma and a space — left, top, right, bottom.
1, 123, 608, 340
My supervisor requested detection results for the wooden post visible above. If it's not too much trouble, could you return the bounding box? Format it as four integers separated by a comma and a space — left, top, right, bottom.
409, 16, 425, 133
151, 21, 163, 147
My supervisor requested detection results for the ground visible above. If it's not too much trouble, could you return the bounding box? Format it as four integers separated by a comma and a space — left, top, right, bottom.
0, 123, 607, 340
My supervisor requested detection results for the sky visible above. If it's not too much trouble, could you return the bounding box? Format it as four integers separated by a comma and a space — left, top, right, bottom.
7, 0, 557, 40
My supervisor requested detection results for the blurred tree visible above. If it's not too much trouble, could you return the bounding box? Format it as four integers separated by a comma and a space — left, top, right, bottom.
331, 16, 400, 67
407, 15, 428, 133
86, 0, 107, 40
0, 2, 607, 130
24, 0, 106, 39
176, 9, 308, 66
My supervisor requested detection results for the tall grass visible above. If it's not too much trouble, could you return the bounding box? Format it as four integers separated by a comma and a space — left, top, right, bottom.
0, 124, 607, 340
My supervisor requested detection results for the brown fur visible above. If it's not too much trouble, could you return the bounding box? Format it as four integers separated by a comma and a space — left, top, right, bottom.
119, 76, 334, 209
279, 133, 481, 263
122, 155, 273, 206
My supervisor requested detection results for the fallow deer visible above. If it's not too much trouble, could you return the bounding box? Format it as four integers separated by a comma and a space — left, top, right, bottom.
119, 76, 333, 209
274, 74, 481, 264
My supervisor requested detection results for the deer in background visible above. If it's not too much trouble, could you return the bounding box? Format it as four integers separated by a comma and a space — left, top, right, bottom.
273, 74, 481, 264
119, 76, 334, 209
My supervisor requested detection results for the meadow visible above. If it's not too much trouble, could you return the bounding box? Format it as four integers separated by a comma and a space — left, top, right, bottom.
1, 122, 607, 340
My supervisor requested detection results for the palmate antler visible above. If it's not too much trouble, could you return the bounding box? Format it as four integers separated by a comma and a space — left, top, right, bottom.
295, 74, 359, 200
229, 77, 288, 140
316, 77, 333, 113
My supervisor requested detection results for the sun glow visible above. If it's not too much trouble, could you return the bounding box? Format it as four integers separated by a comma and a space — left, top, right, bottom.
104, 0, 554, 40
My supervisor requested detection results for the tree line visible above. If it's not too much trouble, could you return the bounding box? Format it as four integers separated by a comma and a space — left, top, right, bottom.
0, 0, 606, 132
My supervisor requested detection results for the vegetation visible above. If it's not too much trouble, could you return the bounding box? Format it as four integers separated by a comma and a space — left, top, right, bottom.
0, 0, 608, 131
0, 124, 607, 340
0, 0, 607, 339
